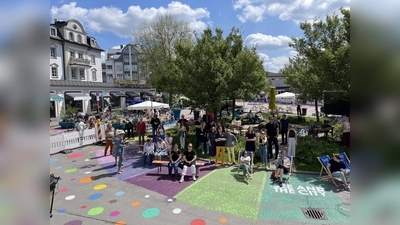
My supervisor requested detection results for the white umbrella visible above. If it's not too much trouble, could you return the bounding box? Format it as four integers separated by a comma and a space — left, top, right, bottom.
127, 101, 169, 110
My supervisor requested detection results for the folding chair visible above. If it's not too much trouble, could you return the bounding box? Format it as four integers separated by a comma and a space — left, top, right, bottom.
339, 152, 350, 170
237, 151, 253, 177
317, 155, 340, 187
272, 155, 293, 184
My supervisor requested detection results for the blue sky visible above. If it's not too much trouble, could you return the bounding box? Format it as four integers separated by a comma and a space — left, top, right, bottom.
50, 0, 350, 72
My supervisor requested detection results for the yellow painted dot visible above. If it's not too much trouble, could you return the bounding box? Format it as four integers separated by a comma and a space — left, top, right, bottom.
115, 221, 125, 225
131, 201, 140, 207
85, 159, 90, 161
219, 217, 228, 223
94, 184, 107, 190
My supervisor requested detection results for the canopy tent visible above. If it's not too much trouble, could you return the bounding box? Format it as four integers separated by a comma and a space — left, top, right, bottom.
65, 93, 91, 100
275, 92, 296, 104
127, 101, 169, 110
50, 93, 64, 102
276, 92, 296, 98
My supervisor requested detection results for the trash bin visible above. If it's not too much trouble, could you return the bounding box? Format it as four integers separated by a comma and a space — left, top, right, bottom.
301, 108, 307, 115
172, 109, 181, 121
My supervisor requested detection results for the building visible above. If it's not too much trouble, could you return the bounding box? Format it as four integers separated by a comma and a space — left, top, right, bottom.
266, 72, 290, 94
50, 19, 155, 118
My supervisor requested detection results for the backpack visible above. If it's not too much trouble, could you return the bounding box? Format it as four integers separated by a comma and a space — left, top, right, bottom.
270, 171, 276, 179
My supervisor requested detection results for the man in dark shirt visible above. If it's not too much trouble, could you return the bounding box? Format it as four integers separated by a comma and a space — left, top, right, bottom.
266, 117, 279, 159
280, 114, 290, 145
179, 143, 197, 183
194, 117, 202, 149
215, 126, 227, 167
168, 144, 182, 180
150, 115, 160, 137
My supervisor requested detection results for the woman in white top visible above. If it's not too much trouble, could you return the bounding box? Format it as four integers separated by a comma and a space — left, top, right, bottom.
142, 138, 154, 166
165, 133, 173, 153
240, 151, 252, 182
154, 138, 167, 160
157, 124, 165, 137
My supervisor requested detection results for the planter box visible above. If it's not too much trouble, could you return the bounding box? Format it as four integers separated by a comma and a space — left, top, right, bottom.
112, 124, 125, 130
59, 121, 75, 129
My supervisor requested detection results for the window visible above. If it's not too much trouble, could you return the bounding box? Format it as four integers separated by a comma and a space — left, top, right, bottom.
117, 74, 123, 79
77, 35, 82, 43
107, 65, 112, 69
71, 68, 77, 79
80, 69, 85, 80
92, 71, 97, 81
69, 32, 74, 41
51, 67, 58, 78
50, 28, 56, 36
78, 52, 83, 59
91, 55, 95, 64
91, 39, 95, 46
50, 48, 56, 58
70, 51, 75, 59
116, 65, 123, 71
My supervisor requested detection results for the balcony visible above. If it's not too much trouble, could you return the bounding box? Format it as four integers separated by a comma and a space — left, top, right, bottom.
69, 57, 91, 67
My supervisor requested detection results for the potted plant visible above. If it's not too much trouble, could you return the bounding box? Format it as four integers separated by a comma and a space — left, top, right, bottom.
59, 104, 78, 129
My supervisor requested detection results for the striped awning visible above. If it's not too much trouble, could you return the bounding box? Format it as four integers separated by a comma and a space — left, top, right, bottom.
50, 93, 64, 102
65, 93, 91, 100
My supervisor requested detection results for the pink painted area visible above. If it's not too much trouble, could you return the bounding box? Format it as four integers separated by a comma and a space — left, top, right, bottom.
110, 211, 120, 217
67, 153, 84, 159
60, 188, 68, 193
96, 150, 116, 164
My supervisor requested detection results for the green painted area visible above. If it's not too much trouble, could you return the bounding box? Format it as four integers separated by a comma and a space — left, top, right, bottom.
258, 174, 350, 224
64, 168, 77, 173
142, 208, 160, 218
175, 167, 267, 220
87, 207, 104, 216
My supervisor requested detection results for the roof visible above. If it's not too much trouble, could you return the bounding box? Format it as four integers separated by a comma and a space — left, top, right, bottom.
266, 72, 286, 78
50, 80, 153, 89
270, 79, 290, 88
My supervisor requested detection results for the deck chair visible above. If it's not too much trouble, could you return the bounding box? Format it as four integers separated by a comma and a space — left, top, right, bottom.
237, 151, 253, 177
339, 152, 350, 170
317, 155, 340, 187
272, 155, 293, 183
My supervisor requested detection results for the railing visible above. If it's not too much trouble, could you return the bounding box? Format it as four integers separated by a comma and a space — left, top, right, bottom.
50, 124, 106, 155
69, 57, 91, 66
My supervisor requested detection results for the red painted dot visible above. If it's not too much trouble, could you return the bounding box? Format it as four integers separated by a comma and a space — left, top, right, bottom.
80, 206, 87, 209
67, 153, 84, 159
191, 219, 206, 225
60, 188, 68, 193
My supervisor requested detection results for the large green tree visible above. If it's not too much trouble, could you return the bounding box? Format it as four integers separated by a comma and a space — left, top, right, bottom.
281, 8, 350, 121
132, 13, 193, 105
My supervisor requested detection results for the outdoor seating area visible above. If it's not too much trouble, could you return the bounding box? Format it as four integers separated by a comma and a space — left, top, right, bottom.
152, 160, 205, 176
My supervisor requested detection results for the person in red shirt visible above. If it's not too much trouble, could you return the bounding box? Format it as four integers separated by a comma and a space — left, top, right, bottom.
95, 103, 100, 114
136, 117, 147, 145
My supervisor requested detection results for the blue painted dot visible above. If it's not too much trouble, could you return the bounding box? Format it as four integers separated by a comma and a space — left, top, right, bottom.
58, 209, 66, 214
50, 158, 58, 163
115, 191, 125, 196
78, 148, 83, 151
89, 193, 103, 200
56, 166, 62, 169
72, 160, 76, 162
58, 177, 62, 181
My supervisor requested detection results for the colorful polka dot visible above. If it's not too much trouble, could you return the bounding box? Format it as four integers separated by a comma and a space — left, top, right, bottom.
87, 207, 104, 216
145, 195, 150, 198
109, 199, 117, 204
110, 211, 120, 217
79, 177, 93, 183
115, 221, 125, 225
72, 160, 76, 162
67, 153, 84, 159
85, 159, 90, 161
64, 168, 77, 173
70, 178, 76, 181
50, 158, 58, 163
89, 193, 103, 200
131, 202, 140, 207
142, 208, 160, 219
65, 195, 75, 200
191, 219, 206, 225
115, 191, 124, 196
64, 220, 83, 225
80, 206, 87, 209
173, 208, 181, 214
60, 188, 68, 193
85, 171, 91, 174
58, 209, 66, 214
219, 217, 227, 223
94, 184, 107, 190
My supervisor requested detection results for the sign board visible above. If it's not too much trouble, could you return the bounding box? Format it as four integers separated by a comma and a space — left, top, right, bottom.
115, 79, 135, 84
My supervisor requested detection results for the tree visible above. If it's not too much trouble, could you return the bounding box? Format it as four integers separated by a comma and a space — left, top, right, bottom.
132, 13, 193, 106
281, 8, 350, 122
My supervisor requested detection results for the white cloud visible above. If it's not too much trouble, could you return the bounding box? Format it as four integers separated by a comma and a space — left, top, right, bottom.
232, 0, 350, 23
258, 51, 298, 72
50, 1, 210, 37
245, 33, 291, 51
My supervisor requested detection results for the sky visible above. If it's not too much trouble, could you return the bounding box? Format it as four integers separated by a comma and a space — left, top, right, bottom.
49, 0, 350, 73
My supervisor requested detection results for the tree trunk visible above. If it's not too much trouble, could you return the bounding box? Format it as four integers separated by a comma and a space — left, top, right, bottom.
231, 99, 236, 120
168, 93, 173, 108
315, 99, 320, 123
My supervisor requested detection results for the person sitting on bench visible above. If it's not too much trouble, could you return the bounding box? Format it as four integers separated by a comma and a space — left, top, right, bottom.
168, 143, 182, 181
179, 143, 197, 183
142, 138, 154, 166
274, 150, 291, 187
154, 138, 167, 160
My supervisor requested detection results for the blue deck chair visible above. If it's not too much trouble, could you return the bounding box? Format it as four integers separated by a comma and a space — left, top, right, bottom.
237, 151, 253, 177
317, 155, 340, 187
339, 152, 350, 170
273, 154, 293, 183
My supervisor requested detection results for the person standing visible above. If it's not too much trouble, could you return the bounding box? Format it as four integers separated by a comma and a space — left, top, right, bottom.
215, 126, 227, 167
165, 133, 173, 154
194, 116, 202, 149
280, 114, 290, 145
179, 99, 183, 109
178, 123, 187, 149
179, 143, 197, 183
297, 104, 301, 116
287, 125, 297, 157
150, 115, 160, 138
104, 123, 115, 156
245, 126, 257, 165
266, 117, 279, 159
258, 131, 269, 169
95, 103, 100, 114
225, 129, 238, 166
112, 130, 126, 174
168, 144, 182, 181
208, 126, 217, 163
221, 107, 228, 127
342, 117, 350, 147
199, 122, 209, 155
136, 117, 146, 145
125, 118, 134, 139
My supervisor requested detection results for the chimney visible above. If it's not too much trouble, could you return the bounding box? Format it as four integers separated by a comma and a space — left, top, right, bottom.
54, 18, 59, 23
120, 45, 123, 49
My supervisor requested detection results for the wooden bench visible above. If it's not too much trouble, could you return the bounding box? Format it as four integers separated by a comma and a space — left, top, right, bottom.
226, 123, 244, 135
315, 127, 334, 138
152, 160, 206, 176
